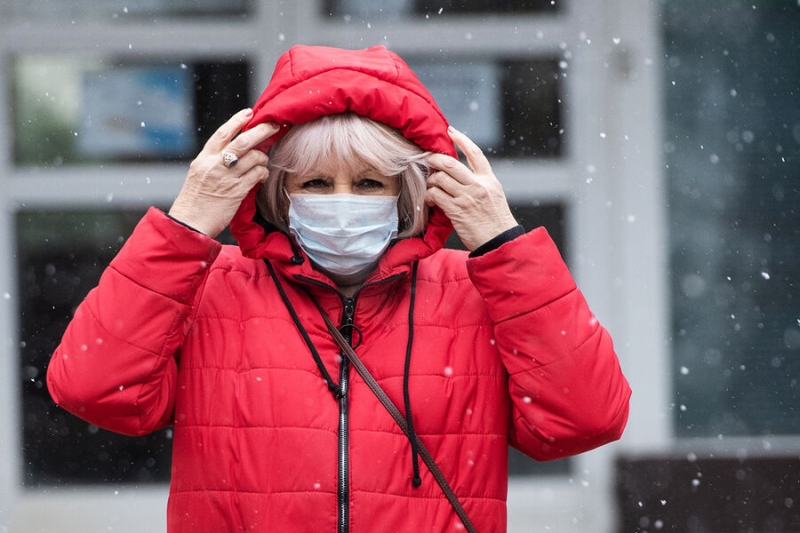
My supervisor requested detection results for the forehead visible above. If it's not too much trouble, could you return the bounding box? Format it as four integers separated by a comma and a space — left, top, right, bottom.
288, 161, 387, 179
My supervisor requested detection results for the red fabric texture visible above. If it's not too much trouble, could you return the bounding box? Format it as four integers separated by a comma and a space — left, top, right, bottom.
47, 45, 630, 532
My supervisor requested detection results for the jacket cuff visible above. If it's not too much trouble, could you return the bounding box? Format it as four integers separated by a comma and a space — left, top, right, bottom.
469, 225, 526, 257
166, 213, 205, 235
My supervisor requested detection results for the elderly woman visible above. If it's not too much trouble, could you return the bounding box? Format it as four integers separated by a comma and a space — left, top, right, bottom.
47, 45, 630, 533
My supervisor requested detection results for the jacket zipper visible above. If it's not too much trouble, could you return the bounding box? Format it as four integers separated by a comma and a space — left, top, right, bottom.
338, 296, 355, 533
291, 273, 406, 532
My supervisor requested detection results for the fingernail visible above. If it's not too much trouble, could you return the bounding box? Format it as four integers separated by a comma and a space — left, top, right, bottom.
268, 122, 280, 130
243, 108, 253, 117
447, 125, 456, 133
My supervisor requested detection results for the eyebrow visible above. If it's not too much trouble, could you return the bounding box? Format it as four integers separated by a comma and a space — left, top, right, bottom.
304, 169, 386, 180
355, 171, 385, 180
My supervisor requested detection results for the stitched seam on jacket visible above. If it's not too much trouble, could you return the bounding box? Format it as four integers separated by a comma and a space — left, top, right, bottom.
173, 425, 503, 440
83, 302, 162, 358
355, 488, 505, 503
506, 318, 603, 377
493, 285, 579, 327
174, 365, 504, 379
377, 322, 487, 336
207, 264, 271, 279
176, 366, 336, 383
170, 488, 335, 496
376, 372, 505, 381
176, 424, 337, 433
189, 314, 300, 325
414, 274, 472, 286
169, 488, 503, 503
513, 409, 623, 448
354, 428, 506, 439
108, 263, 198, 305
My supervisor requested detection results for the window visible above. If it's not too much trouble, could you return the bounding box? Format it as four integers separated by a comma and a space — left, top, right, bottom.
665, 1, 800, 437
7, 0, 251, 20
323, 0, 560, 18
18, 209, 173, 485
13, 58, 252, 166
408, 58, 564, 159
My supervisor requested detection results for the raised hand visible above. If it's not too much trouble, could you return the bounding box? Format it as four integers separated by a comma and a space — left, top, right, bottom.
425, 127, 518, 251
168, 109, 279, 238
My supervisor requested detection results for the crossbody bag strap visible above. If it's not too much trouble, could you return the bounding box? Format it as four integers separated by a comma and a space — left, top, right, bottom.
316, 305, 479, 533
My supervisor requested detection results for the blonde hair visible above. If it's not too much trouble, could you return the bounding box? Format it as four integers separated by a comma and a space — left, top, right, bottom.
257, 113, 430, 238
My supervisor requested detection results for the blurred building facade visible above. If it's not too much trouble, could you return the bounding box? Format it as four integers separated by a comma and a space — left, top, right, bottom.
0, 1, 797, 531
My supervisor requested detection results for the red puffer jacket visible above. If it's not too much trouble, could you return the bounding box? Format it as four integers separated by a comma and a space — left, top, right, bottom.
47, 45, 631, 533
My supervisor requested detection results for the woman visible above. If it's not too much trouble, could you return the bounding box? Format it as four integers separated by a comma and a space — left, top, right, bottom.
47, 45, 631, 533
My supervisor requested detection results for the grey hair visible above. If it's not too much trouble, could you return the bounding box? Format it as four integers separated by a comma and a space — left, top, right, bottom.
256, 113, 430, 238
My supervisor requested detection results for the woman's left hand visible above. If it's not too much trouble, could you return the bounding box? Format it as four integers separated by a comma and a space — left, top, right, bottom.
425, 127, 518, 251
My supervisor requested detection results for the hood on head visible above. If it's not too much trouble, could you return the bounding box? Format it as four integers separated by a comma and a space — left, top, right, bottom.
229, 45, 455, 261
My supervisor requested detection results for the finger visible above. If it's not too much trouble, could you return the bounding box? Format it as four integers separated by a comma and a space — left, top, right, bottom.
227, 121, 280, 155
425, 170, 460, 199
425, 153, 475, 186
239, 164, 271, 188
424, 185, 452, 208
231, 149, 269, 173
204, 108, 255, 152
448, 126, 492, 175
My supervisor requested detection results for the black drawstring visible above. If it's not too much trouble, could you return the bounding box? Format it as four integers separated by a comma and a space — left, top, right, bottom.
403, 261, 422, 488
267, 257, 422, 488
265, 260, 342, 400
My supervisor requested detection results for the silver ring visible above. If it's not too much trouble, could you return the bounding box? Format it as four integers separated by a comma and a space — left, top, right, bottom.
222, 151, 239, 169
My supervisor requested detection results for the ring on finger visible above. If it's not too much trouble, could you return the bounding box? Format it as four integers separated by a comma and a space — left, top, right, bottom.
222, 151, 239, 169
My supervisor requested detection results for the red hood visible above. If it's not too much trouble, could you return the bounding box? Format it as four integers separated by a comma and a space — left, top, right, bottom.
229, 45, 456, 277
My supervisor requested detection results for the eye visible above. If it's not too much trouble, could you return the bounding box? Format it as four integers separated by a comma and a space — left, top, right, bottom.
300, 178, 330, 190
356, 178, 387, 190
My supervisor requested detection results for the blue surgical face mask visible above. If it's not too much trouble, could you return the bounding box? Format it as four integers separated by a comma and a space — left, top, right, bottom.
287, 193, 399, 278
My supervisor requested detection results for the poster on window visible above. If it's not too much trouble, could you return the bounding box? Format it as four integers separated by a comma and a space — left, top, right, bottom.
333, 0, 412, 16
78, 65, 194, 160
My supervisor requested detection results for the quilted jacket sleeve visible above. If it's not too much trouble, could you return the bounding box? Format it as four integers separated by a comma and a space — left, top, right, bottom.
466, 227, 631, 461
46, 207, 222, 436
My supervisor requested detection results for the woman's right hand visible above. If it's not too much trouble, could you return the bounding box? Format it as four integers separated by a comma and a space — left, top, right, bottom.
168, 109, 280, 238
